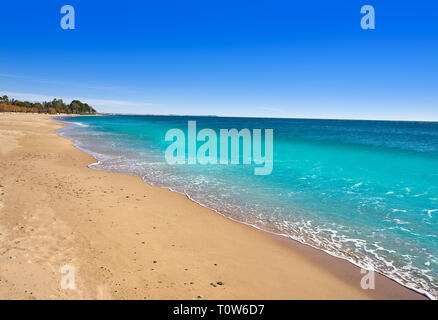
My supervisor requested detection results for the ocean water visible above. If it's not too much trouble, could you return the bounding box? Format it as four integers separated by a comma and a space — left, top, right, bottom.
58, 115, 438, 299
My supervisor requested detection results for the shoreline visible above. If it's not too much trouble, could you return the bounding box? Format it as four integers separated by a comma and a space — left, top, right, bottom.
58, 115, 433, 300
181, 188, 431, 300
0, 113, 426, 299
54, 115, 435, 300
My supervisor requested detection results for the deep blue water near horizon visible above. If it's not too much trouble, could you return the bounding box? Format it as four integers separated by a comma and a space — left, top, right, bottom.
59, 115, 438, 299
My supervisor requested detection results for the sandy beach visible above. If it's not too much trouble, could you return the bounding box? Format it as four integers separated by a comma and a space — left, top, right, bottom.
0, 113, 425, 299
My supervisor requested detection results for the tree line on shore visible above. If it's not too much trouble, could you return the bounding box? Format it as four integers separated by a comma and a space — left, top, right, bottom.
0, 95, 97, 114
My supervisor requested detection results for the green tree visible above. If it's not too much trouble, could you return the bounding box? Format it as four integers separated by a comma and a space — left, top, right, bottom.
0, 95, 8, 104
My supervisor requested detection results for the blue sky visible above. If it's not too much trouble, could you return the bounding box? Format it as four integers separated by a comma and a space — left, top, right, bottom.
1, 0, 437, 120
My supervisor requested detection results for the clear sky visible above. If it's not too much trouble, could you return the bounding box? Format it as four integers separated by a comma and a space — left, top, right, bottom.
1, 0, 437, 120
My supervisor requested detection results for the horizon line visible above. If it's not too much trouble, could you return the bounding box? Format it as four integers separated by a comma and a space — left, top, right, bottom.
94, 112, 438, 123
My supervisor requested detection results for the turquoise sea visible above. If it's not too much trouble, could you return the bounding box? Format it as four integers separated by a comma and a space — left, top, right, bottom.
58, 115, 438, 299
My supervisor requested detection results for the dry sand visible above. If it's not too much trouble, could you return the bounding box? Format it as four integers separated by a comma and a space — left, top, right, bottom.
0, 113, 425, 299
